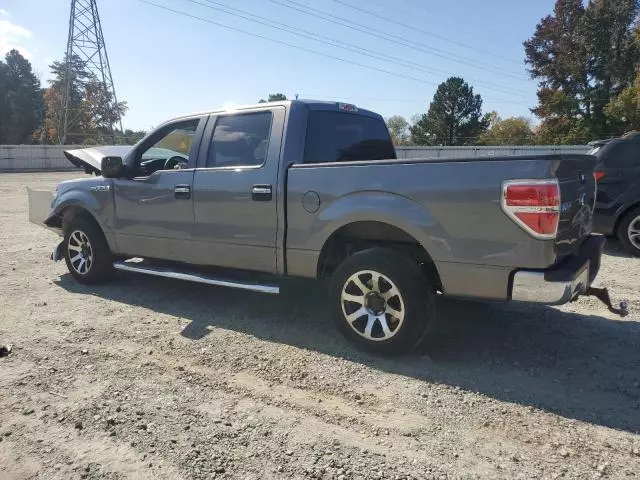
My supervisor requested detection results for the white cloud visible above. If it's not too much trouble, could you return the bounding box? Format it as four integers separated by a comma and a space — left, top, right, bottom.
0, 19, 34, 59
0, 9, 9, 17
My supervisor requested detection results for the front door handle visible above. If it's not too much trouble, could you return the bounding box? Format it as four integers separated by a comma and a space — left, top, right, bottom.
174, 184, 191, 199
251, 184, 272, 201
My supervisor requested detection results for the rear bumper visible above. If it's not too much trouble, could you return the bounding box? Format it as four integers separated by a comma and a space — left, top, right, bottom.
510, 235, 605, 305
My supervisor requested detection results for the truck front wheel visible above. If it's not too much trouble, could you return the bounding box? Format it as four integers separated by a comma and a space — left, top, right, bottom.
329, 248, 436, 354
64, 217, 114, 284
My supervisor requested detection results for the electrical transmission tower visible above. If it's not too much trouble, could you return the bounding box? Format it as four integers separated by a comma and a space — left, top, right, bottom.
61, 0, 122, 144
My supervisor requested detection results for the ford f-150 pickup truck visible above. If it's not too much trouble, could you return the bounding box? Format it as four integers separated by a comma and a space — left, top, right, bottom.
28, 100, 628, 353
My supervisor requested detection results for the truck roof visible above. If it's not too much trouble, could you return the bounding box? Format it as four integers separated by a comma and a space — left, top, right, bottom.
172, 99, 383, 122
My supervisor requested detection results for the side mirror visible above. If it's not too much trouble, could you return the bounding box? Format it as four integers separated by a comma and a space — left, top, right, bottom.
101, 156, 124, 178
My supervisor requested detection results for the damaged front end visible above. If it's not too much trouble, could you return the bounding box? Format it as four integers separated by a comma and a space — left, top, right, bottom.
27, 187, 60, 234
27, 187, 65, 261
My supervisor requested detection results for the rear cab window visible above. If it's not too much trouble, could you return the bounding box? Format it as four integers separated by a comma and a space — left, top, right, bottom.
207, 112, 272, 168
303, 111, 396, 163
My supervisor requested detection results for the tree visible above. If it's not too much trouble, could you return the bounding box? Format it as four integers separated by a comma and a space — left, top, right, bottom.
41, 56, 90, 144
38, 55, 127, 144
410, 77, 487, 145
582, 0, 640, 135
605, 72, 640, 131
259, 93, 287, 103
524, 0, 640, 143
82, 78, 128, 145
118, 129, 147, 145
0, 61, 10, 143
478, 116, 534, 145
0, 49, 43, 144
386, 115, 410, 145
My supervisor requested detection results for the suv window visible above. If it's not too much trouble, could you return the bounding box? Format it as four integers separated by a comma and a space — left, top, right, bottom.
207, 112, 272, 168
303, 111, 395, 163
137, 119, 199, 175
599, 140, 640, 168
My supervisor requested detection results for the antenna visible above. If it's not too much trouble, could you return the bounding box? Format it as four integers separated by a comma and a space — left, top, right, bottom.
61, 0, 122, 144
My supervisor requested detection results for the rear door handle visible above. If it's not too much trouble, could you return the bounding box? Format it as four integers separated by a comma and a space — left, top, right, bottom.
251, 184, 272, 201
174, 184, 191, 199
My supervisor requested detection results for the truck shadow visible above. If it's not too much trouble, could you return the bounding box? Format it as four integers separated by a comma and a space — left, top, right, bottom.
56, 273, 640, 434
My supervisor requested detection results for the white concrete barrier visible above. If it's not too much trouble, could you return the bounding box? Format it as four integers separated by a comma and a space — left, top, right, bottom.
0, 145, 82, 172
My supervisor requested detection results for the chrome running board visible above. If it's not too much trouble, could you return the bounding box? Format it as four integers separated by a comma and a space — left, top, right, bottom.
113, 260, 280, 295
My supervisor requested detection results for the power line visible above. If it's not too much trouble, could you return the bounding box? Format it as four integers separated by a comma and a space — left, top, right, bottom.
137, 0, 529, 106
362, 0, 517, 48
191, 0, 528, 99
330, 0, 523, 66
266, 0, 529, 81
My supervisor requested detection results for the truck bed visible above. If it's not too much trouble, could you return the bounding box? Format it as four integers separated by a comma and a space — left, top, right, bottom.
285, 154, 596, 299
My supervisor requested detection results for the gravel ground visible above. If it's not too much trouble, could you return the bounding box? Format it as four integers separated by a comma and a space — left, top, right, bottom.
1, 172, 639, 480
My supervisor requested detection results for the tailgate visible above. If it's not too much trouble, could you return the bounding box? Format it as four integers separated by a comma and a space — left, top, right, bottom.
554, 155, 597, 257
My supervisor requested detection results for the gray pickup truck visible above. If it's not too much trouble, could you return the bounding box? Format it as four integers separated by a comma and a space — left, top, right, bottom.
28, 100, 627, 353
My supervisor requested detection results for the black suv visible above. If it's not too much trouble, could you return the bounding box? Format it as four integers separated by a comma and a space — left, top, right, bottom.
591, 132, 640, 256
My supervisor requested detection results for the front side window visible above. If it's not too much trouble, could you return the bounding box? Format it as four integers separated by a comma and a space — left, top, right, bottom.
137, 119, 199, 175
207, 112, 272, 168
303, 111, 395, 163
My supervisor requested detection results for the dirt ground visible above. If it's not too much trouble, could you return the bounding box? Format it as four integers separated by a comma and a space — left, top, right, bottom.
1, 172, 639, 480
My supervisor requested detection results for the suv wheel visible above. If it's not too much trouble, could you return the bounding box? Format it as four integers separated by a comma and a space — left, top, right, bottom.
329, 248, 436, 354
617, 207, 640, 257
64, 217, 114, 284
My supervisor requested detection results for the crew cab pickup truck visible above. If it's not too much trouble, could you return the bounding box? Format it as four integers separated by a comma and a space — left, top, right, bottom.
28, 100, 627, 353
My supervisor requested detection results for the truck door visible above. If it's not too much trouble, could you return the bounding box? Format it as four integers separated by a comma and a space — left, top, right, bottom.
191, 106, 285, 274
112, 117, 207, 261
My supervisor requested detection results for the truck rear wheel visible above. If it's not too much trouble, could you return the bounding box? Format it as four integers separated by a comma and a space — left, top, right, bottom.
617, 207, 640, 257
329, 248, 435, 354
64, 217, 114, 284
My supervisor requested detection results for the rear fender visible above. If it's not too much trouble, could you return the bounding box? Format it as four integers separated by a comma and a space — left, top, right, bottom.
312, 191, 444, 260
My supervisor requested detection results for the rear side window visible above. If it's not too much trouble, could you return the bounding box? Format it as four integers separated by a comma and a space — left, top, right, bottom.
598, 141, 640, 168
207, 112, 272, 168
303, 111, 396, 163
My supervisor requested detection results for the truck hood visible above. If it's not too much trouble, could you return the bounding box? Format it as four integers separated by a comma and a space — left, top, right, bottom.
64, 146, 133, 174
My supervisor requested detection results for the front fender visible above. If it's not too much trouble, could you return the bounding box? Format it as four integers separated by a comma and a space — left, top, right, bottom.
310, 191, 445, 258
46, 187, 117, 251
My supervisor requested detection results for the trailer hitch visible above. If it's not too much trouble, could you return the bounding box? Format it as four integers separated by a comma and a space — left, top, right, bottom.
582, 287, 629, 317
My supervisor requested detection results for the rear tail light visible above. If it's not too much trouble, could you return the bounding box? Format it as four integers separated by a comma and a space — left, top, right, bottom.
594, 170, 605, 181
501, 180, 560, 239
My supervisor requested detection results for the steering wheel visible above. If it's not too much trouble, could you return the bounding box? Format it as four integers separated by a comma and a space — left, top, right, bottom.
164, 156, 186, 170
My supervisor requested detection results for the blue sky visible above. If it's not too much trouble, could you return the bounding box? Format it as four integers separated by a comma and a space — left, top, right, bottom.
0, 0, 557, 130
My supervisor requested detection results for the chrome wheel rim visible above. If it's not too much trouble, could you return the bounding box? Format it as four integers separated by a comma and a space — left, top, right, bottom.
68, 230, 93, 275
629, 215, 640, 250
341, 270, 405, 341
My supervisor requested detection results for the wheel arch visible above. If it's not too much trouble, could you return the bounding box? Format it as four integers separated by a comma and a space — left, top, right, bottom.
614, 201, 640, 234
50, 204, 116, 252
316, 220, 443, 291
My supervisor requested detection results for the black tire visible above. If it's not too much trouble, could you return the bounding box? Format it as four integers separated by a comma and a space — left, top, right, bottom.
329, 248, 436, 354
616, 207, 640, 257
63, 216, 114, 284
